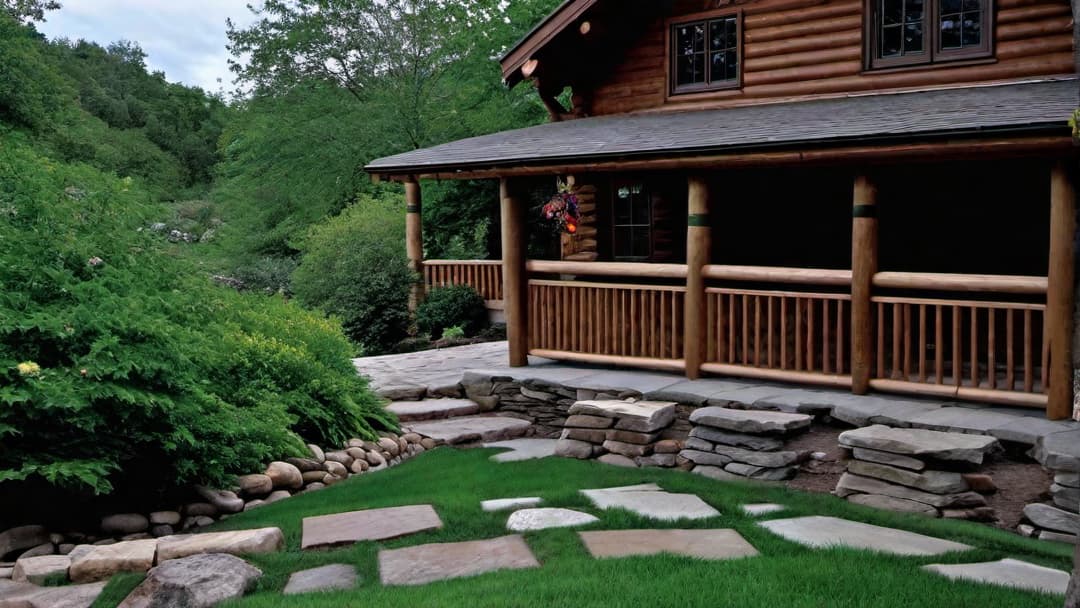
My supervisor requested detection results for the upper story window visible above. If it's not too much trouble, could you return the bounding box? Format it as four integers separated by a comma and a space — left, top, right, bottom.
869, 0, 992, 69
670, 12, 741, 95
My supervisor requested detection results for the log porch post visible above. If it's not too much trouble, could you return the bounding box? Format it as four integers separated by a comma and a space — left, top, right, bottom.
1046, 160, 1076, 420
501, 178, 529, 367
851, 174, 879, 395
685, 175, 711, 379
405, 176, 425, 314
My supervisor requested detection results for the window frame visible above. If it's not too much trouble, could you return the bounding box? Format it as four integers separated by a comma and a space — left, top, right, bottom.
611, 180, 654, 262
864, 0, 993, 70
666, 8, 743, 97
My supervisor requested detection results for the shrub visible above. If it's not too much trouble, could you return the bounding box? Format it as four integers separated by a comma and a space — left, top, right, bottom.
440, 325, 466, 341
292, 195, 412, 354
416, 285, 488, 339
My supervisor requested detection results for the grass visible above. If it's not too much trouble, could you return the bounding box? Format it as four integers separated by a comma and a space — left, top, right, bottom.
96, 447, 1073, 608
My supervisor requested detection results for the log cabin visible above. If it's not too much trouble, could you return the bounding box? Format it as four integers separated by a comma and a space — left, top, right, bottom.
366, 0, 1080, 419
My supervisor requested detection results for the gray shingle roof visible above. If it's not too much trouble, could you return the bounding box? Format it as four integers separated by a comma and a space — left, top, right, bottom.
366, 79, 1078, 175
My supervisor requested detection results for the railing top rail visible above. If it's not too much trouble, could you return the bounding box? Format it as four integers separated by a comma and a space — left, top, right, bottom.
873, 271, 1047, 295
530, 279, 687, 292
706, 287, 851, 300
871, 294, 1046, 311
423, 259, 502, 266
527, 260, 688, 279
703, 265, 853, 286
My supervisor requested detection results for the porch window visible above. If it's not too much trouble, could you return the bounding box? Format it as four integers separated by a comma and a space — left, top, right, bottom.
670, 12, 740, 94
613, 182, 651, 260
868, 0, 992, 69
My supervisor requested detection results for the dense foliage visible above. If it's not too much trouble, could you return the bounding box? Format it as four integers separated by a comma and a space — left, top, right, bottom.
415, 286, 488, 340
292, 196, 412, 354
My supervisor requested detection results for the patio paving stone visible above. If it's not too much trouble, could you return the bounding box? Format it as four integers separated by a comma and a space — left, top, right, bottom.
379, 535, 539, 586
301, 505, 442, 550
579, 529, 759, 560
758, 515, 972, 556
581, 484, 720, 521
922, 558, 1069, 595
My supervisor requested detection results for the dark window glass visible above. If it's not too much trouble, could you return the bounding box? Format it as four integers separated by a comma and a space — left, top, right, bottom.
614, 183, 651, 260
675, 23, 706, 86
879, 0, 924, 58
672, 14, 739, 92
872, 0, 988, 67
940, 0, 982, 50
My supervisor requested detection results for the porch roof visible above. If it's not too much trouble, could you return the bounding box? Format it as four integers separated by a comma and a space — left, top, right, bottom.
365, 79, 1077, 178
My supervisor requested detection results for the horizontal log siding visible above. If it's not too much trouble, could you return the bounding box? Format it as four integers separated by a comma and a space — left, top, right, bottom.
589, 0, 1075, 115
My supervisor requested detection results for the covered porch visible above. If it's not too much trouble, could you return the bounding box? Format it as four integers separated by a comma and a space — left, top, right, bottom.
367, 80, 1079, 420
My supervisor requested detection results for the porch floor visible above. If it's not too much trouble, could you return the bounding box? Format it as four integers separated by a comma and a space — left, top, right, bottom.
353, 342, 1079, 448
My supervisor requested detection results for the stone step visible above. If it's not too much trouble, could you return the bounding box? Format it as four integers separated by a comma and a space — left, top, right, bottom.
387, 399, 480, 422
405, 416, 532, 445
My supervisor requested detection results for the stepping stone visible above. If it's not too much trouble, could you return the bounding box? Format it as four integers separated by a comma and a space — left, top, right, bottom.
379, 535, 539, 586
156, 527, 285, 562
506, 508, 599, 531
838, 425, 1000, 466
741, 504, 786, 516
581, 485, 720, 521
301, 505, 442, 550
0, 578, 106, 608
579, 529, 759, 560
387, 399, 479, 422
484, 438, 557, 462
567, 400, 676, 433
923, 558, 1069, 595
758, 515, 971, 556
481, 497, 543, 512
406, 416, 531, 445
284, 564, 358, 595
689, 406, 811, 434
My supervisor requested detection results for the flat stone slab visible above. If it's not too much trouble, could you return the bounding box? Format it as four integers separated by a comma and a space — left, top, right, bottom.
689, 407, 812, 434
907, 407, 1028, 435
581, 485, 720, 521
387, 399, 479, 422
830, 396, 946, 427
1032, 429, 1080, 472
406, 416, 531, 445
481, 497, 543, 512
12, 554, 70, 584
759, 515, 972, 556
579, 529, 759, 560
1022, 503, 1080, 535
69, 538, 157, 582
838, 425, 1000, 465
567, 400, 676, 432
379, 535, 539, 586
301, 505, 442, 550
0, 579, 106, 608
923, 558, 1069, 595
741, 503, 786, 516
506, 508, 599, 531
156, 527, 285, 562
284, 564, 358, 595
484, 438, 557, 462
990, 417, 1078, 446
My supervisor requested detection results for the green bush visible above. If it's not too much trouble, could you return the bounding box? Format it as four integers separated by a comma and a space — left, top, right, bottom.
416, 285, 488, 339
292, 195, 413, 354
0, 139, 394, 497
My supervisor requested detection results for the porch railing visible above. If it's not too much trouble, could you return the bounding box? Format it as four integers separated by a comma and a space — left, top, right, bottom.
422, 260, 503, 305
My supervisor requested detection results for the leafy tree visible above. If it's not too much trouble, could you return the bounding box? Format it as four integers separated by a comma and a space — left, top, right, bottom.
2, 0, 59, 23
0, 13, 69, 130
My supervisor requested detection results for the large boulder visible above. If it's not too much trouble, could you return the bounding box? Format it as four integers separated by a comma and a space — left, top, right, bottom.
264, 462, 303, 490
194, 486, 244, 514
117, 553, 261, 608
0, 526, 49, 561
68, 539, 157, 583
156, 527, 284, 562
100, 514, 149, 536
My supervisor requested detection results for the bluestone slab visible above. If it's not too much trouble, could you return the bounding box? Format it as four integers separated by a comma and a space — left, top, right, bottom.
301, 505, 442, 550
378, 535, 539, 586
759, 515, 972, 555
579, 529, 759, 560
923, 558, 1069, 595
484, 438, 558, 462
283, 564, 358, 595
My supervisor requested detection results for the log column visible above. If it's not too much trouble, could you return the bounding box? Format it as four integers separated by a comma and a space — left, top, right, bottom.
851, 174, 879, 394
684, 175, 711, 379
405, 176, 424, 314
501, 178, 529, 367
1046, 161, 1076, 420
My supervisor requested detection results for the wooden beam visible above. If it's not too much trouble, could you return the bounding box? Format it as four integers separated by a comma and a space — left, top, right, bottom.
851, 174, 878, 395
873, 271, 1048, 294
404, 176, 424, 315
684, 175, 711, 380
1046, 161, 1076, 419
501, 178, 529, 367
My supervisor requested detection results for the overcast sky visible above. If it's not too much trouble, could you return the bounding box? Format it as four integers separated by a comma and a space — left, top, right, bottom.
36, 0, 260, 94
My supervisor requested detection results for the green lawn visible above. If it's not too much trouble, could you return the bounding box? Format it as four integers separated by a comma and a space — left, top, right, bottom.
95, 448, 1074, 608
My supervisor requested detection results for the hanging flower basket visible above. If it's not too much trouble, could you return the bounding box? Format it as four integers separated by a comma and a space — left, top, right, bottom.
542, 181, 581, 235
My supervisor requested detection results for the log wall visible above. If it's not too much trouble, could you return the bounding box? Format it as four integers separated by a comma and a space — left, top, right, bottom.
589, 0, 1075, 115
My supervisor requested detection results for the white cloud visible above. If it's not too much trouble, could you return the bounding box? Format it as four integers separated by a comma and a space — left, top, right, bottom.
36, 0, 261, 93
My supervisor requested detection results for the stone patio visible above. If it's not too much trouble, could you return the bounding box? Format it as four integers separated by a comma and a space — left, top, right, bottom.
378, 535, 539, 586
758, 515, 972, 556
579, 529, 759, 560
301, 505, 443, 550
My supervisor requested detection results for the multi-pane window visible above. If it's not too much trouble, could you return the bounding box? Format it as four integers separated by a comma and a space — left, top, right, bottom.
870, 0, 991, 68
671, 13, 740, 94
613, 183, 651, 260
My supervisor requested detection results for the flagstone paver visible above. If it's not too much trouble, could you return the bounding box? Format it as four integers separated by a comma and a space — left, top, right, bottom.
284, 564, 358, 595
378, 535, 539, 586
406, 416, 532, 445
481, 497, 543, 512
579, 529, 759, 560
740, 503, 786, 516
922, 558, 1069, 595
301, 505, 442, 550
484, 438, 558, 462
581, 484, 720, 521
758, 515, 972, 556
506, 508, 599, 531
387, 399, 480, 422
